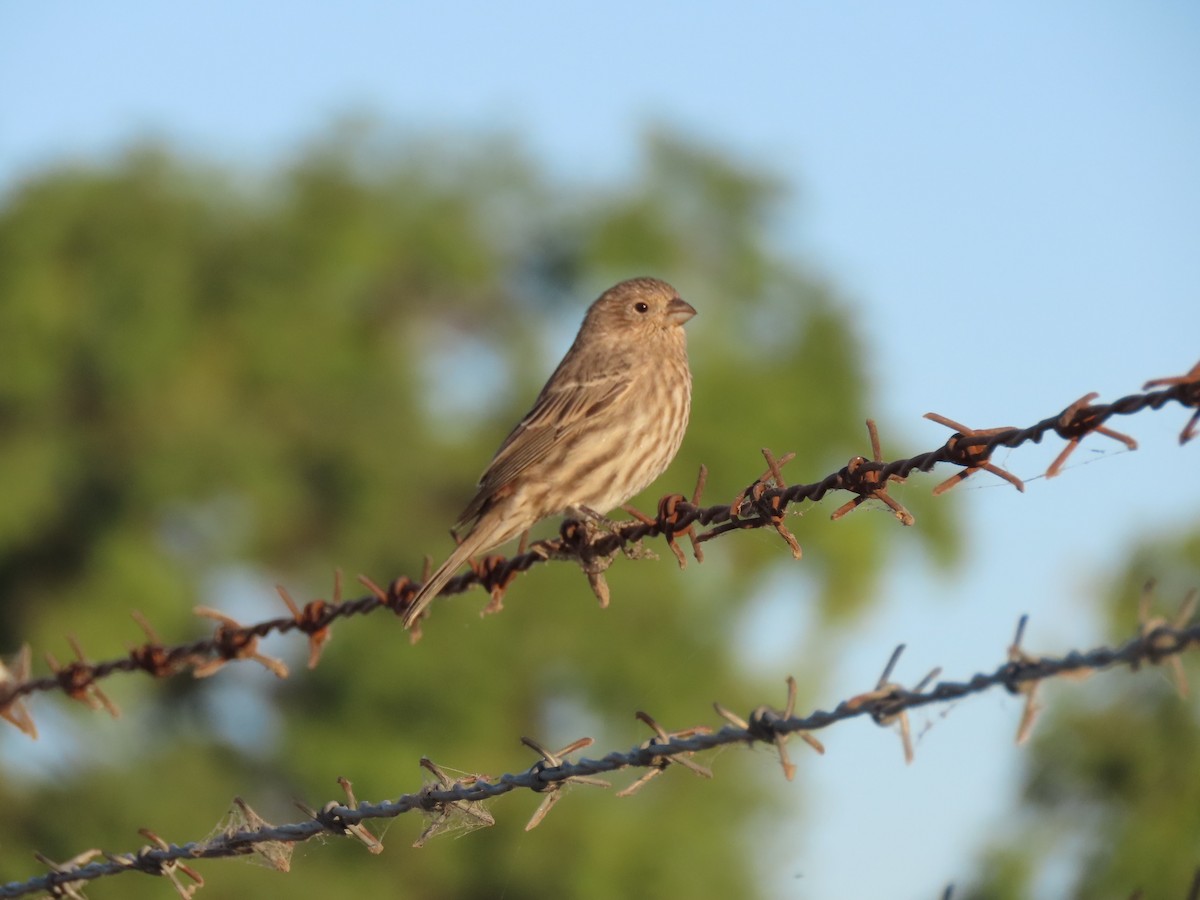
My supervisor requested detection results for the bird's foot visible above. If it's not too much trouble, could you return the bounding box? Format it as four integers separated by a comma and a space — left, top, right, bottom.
566, 506, 625, 540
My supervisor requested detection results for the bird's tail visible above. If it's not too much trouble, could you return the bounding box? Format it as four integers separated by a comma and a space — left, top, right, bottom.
402, 526, 494, 628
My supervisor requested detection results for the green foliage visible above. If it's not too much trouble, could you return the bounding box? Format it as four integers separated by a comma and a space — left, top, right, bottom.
963, 527, 1200, 899
0, 124, 955, 897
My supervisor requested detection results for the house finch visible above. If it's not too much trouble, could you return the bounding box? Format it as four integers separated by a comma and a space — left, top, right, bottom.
403, 277, 696, 627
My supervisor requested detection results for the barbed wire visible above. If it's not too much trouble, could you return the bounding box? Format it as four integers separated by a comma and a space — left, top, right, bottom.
6, 583, 1197, 899
1, 359, 1197, 738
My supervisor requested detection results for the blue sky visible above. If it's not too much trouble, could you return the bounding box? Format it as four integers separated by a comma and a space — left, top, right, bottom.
3, 3, 1198, 897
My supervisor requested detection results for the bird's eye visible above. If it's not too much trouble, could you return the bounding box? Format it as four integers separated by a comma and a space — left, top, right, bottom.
634, 301, 649, 314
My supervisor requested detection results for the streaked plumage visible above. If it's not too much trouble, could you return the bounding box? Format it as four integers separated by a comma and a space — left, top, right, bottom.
403, 276, 696, 627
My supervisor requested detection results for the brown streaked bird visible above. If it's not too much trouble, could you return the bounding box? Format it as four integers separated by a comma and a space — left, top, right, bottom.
403, 277, 696, 627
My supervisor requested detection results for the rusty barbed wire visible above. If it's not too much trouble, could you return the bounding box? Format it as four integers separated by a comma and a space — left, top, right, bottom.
4, 595, 1197, 899
0, 360, 1197, 735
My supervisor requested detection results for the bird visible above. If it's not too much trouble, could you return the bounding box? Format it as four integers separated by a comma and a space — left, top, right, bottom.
403, 276, 696, 627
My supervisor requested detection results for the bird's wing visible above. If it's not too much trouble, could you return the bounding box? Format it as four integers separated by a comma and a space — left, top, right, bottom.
457, 367, 632, 526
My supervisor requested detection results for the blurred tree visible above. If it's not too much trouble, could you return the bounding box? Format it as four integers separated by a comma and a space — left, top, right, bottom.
962, 527, 1200, 899
0, 123, 955, 898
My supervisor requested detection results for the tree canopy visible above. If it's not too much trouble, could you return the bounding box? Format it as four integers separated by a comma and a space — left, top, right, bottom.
0, 125, 958, 897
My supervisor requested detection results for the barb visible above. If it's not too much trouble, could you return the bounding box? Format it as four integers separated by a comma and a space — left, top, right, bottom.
5, 606, 1197, 898
1, 360, 1197, 730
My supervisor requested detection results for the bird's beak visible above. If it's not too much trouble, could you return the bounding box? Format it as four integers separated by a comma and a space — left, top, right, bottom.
667, 297, 697, 325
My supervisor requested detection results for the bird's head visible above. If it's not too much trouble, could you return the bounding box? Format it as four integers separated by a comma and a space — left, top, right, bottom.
583, 277, 696, 345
